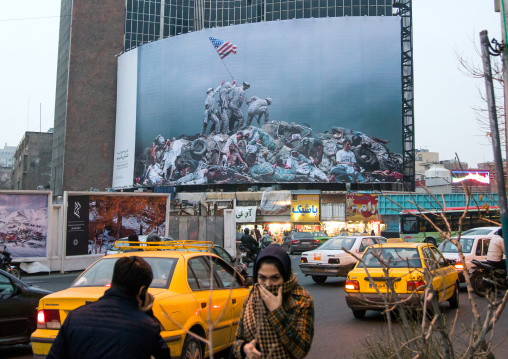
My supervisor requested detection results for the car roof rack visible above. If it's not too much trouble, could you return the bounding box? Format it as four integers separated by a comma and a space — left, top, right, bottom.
113, 240, 214, 252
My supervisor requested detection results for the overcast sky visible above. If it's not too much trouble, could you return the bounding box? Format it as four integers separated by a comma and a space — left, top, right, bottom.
0, 0, 502, 167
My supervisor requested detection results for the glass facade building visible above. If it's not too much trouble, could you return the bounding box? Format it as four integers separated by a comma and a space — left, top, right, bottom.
125, 0, 395, 51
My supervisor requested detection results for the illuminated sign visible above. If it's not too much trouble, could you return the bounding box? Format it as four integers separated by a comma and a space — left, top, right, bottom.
451, 170, 490, 186
291, 194, 320, 223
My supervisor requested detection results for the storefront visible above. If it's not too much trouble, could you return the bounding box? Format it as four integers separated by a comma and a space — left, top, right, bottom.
320, 192, 346, 236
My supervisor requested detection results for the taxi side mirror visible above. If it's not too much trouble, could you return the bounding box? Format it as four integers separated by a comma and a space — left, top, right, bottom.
244, 276, 253, 286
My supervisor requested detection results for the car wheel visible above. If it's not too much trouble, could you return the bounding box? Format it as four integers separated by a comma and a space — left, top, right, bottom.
352, 310, 366, 319
312, 275, 327, 284
448, 281, 459, 309
180, 335, 203, 359
424, 237, 437, 247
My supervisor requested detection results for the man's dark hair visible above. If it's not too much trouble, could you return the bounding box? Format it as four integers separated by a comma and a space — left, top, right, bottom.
128, 234, 139, 242
343, 139, 351, 145
112, 256, 153, 297
147, 232, 161, 242
244, 228, 250, 235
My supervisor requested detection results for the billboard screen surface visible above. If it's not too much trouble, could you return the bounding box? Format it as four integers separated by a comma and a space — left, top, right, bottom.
0, 193, 49, 258
114, 17, 403, 187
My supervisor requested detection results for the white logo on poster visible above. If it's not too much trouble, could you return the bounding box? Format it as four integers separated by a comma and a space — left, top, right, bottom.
74, 202, 81, 218
73, 239, 78, 246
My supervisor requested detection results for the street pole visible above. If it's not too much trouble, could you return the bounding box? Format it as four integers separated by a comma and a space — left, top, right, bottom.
480, 30, 508, 271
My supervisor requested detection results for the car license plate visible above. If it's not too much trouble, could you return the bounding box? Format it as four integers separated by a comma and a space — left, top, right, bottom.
369, 282, 396, 289
313, 267, 325, 272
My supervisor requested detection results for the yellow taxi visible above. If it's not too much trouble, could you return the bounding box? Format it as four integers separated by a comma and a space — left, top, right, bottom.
345, 242, 459, 319
31, 241, 251, 358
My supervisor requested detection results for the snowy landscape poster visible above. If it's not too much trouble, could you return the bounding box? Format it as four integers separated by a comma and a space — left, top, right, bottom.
0, 193, 49, 258
66, 194, 168, 256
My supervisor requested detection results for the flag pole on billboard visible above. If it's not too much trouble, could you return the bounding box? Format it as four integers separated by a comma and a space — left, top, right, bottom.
209, 37, 237, 82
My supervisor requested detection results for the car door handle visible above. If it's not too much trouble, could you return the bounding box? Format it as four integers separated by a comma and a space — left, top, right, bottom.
232, 298, 237, 304
201, 302, 207, 308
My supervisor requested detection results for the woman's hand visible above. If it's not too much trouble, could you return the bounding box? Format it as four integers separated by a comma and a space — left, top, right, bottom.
258, 284, 282, 312
243, 339, 262, 359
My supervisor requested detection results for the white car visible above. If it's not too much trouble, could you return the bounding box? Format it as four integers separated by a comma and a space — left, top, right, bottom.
438, 226, 502, 282
299, 236, 386, 283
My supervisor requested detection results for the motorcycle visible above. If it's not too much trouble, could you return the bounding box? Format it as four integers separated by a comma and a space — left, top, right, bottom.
239, 244, 259, 267
1, 246, 21, 279
470, 259, 508, 297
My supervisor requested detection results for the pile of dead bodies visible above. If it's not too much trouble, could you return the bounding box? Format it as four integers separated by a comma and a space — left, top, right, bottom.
137, 121, 403, 186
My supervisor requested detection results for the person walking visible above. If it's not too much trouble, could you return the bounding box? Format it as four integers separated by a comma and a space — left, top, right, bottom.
232, 245, 314, 359
47, 256, 170, 359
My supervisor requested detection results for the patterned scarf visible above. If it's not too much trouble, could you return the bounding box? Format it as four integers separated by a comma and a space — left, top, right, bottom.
243, 273, 298, 359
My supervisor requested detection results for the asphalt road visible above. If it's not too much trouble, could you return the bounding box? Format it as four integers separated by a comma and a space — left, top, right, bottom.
2, 256, 508, 358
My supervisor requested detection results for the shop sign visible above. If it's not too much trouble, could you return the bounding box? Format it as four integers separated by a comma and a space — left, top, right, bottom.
291, 194, 320, 223
346, 193, 379, 221
235, 206, 257, 223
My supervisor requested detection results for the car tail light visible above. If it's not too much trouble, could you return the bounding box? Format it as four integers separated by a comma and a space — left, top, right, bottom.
292, 240, 298, 244
328, 258, 340, 264
454, 262, 465, 271
37, 309, 61, 329
345, 280, 359, 291
407, 280, 426, 292
301, 257, 308, 263
313, 239, 319, 244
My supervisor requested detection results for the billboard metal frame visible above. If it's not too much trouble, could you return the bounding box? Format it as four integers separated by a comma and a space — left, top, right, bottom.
395, 0, 415, 191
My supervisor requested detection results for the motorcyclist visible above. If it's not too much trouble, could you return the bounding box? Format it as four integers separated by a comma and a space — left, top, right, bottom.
240, 228, 258, 261
260, 230, 272, 249
486, 231, 506, 270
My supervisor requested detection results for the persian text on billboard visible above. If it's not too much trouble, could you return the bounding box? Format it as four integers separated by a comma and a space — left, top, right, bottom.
127, 17, 403, 187
346, 193, 379, 221
291, 194, 320, 223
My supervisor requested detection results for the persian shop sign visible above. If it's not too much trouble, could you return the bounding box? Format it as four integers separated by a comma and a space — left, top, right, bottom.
235, 206, 257, 223
291, 194, 320, 223
346, 193, 378, 221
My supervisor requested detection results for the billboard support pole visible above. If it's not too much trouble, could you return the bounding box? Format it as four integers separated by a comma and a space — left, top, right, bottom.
479, 30, 508, 273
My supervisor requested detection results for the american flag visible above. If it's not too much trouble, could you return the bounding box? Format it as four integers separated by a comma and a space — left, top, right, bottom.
209, 37, 237, 59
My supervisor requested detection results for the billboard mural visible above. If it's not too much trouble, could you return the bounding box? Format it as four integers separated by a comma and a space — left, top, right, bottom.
66, 194, 168, 256
113, 17, 403, 188
0, 193, 49, 258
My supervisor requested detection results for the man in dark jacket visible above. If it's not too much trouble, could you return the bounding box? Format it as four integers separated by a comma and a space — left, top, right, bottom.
47, 256, 170, 359
241, 228, 258, 255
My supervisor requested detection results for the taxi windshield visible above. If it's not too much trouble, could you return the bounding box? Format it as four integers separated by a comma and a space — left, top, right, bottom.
319, 237, 356, 251
72, 257, 178, 288
439, 238, 474, 254
358, 247, 421, 268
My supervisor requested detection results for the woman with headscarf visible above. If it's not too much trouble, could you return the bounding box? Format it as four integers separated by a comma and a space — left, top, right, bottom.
232, 245, 314, 359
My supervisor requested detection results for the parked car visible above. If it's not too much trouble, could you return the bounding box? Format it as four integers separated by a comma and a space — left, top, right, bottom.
31, 242, 251, 358
282, 232, 319, 254
438, 226, 502, 282
0, 269, 52, 346
345, 242, 459, 319
211, 245, 249, 278
105, 234, 175, 255
300, 236, 385, 283
310, 231, 330, 244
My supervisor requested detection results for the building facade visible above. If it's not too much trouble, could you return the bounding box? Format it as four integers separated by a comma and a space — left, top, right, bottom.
51, 0, 413, 196
12, 132, 53, 190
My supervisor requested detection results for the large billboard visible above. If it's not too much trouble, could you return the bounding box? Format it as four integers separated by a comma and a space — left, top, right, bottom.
113, 17, 403, 187
0, 192, 50, 258
65, 193, 169, 256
